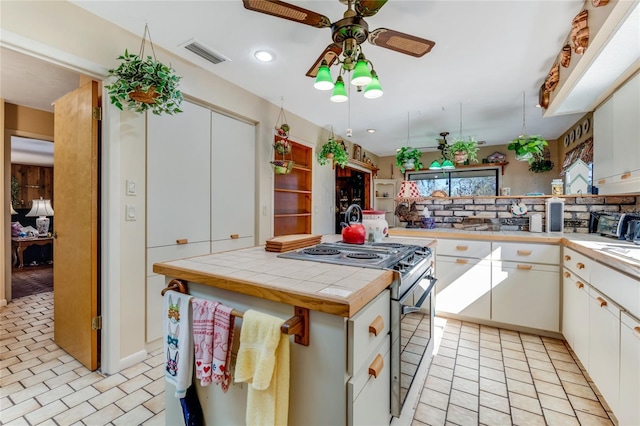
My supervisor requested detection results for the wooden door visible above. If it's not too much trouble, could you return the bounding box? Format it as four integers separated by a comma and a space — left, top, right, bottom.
53, 81, 100, 370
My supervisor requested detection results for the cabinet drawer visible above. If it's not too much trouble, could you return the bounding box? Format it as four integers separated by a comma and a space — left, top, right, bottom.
562, 247, 591, 282
147, 242, 211, 276
591, 262, 640, 319
146, 275, 167, 343
493, 242, 559, 265
348, 337, 391, 426
348, 290, 390, 377
436, 239, 491, 258
210, 236, 254, 254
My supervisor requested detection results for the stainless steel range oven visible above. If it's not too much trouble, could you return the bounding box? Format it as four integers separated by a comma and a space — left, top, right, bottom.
278, 241, 436, 418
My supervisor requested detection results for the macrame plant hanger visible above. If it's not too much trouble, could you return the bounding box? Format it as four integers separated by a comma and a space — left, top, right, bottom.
271, 98, 293, 174
129, 23, 160, 104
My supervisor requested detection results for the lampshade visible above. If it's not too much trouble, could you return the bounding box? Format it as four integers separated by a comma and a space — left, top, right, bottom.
11, 205, 18, 215
395, 180, 423, 202
429, 160, 442, 170
330, 76, 348, 103
314, 60, 334, 91
351, 54, 372, 86
363, 70, 383, 99
26, 197, 54, 235
441, 159, 456, 170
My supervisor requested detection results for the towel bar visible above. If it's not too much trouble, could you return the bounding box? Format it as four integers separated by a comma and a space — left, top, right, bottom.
161, 279, 310, 346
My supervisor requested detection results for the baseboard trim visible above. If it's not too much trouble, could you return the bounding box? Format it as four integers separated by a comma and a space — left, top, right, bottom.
118, 349, 148, 372
0, 299, 7, 307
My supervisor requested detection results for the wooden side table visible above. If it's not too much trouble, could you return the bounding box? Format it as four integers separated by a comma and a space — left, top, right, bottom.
11, 237, 54, 268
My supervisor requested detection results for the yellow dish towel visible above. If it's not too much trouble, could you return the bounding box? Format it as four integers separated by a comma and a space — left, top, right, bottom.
235, 310, 290, 426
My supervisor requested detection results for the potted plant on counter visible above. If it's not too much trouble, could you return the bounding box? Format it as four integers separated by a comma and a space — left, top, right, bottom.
318, 137, 349, 168
395, 147, 423, 173
449, 137, 480, 164
507, 135, 548, 164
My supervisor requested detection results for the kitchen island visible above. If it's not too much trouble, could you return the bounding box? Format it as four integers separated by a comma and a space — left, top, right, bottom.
153, 236, 436, 425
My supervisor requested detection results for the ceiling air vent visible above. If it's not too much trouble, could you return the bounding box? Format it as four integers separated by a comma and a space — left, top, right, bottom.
181, 39, 229, 65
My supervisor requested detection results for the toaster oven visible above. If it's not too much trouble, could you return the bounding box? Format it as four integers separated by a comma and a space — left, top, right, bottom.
597, 213, 640, 239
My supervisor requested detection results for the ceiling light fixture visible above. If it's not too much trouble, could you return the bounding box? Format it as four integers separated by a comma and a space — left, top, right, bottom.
314, 41, 383, 102
254, 50, 274, 62
429, 131, 456, 171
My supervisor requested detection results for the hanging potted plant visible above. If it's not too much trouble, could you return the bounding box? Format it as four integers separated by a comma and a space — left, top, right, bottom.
508, 135, 548, 164
529, 159, 554, 173
273, 138, 291, 155
449, 137, 480, 164
318, 137, 349, 168
105, 25, 183, 115
395, 147, 423, 173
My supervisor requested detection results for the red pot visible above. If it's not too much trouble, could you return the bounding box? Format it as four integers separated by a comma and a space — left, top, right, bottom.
341, 204, 366, 244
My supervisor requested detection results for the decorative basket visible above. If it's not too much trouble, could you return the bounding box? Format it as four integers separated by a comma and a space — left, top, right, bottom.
271, 160, 294, 175
129, 86, 159, 104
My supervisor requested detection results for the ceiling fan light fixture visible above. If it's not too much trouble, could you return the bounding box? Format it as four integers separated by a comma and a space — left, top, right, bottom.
351, 53, 373, 86
314, 60, 335, 90
363, 70, 383, 99
330, 76, 348, 103
429, 160, 442, 170
441, 159, 455, 170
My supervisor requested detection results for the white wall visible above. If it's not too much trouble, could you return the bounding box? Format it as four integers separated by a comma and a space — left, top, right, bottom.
1, 0, 335, 371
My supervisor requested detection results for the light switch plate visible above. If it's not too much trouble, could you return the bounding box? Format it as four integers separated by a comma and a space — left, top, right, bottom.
125, 204, 136, 221
126, 179, 136, 195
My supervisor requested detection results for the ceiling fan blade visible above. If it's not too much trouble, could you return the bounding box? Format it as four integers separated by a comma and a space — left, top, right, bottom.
242, 0, 332, 28
355, 0, 388, 17
368, 28, 435, 57
305, 43, 342, 77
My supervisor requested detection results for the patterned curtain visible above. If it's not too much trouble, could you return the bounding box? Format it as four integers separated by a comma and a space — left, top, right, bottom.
560, 137, 593, 176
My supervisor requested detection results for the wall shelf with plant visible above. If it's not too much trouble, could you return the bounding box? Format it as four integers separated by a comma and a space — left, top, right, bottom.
395, 146, 423, 173
449, 137, 480, 165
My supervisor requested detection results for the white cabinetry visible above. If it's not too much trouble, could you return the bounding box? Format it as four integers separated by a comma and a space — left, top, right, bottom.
593, 72, 640, 194
373, 179, 397, 228
562, 248, 591, 367
435, 239, 491, 320
491, 242, 560, 332
619, 312, 640, 426
210, 111, 255, 253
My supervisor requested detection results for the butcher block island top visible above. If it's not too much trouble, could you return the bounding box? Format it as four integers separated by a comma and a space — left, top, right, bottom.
152, 235, 436, 318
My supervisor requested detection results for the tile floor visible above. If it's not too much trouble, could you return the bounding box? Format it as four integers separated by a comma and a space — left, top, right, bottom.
1, 292, 616, 425
410, 317, 616, 426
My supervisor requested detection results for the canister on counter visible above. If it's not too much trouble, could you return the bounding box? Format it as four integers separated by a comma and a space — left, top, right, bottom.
551, 179, 564, 196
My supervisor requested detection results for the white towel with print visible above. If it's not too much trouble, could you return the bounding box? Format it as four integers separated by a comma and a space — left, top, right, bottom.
164, 290, 194, 398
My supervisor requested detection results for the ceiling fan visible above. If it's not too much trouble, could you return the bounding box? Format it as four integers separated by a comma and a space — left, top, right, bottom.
242, 0, 436, 77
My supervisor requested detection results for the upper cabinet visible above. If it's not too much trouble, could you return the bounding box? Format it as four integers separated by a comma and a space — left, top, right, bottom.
593, 72, 640, 194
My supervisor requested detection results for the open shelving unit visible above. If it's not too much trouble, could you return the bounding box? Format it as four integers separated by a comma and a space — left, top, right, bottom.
373, 179, 397, 228
274, 138, 312, 236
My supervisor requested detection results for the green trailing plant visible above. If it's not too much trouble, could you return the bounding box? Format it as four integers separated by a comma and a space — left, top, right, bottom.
529, 159, 554, 173
106, 49, 183, 115
317, 137, 349, 168
395, 146, 423, 173
11, 176, 20, 207
507, 134, 548, 164
449, 137, 480, 164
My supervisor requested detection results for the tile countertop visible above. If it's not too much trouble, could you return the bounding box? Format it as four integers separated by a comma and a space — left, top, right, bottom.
152, 235, 437, 318
388, 228, 640, 280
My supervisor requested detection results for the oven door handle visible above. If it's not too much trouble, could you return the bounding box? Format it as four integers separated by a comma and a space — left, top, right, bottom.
401, 275, 437, 315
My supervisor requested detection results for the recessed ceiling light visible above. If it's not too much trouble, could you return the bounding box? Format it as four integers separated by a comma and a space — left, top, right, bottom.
254, 50, 274, 62
367, 129, 376, 133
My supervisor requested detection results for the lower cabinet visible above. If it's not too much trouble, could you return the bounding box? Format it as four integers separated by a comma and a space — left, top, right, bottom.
561, 269, 590, 366
435, 257, 491, 320
492, 261, 559, 331
588, 287, 620, 414
619, 312, 640, 426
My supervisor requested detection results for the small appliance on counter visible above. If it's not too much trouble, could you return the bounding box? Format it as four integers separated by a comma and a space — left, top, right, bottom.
596, 213, 640, 239
626, 219, 640, 244
545, 198, 564, 232
529, 213, 543, 233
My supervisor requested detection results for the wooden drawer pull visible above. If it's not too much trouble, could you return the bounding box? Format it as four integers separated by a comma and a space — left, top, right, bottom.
517, 250, 532, 256
455, 245, 468, 251
368, 353, 384, 379
575, 281, 584, 289
230, 234, 239, 239
596, 297, 607, 307
634, 327, 640, 339
577, 262, 585, 270
176, 239, 188, 245
598, 179, 606, 185
517, 264, 532, 270
564, 255, 571, 261
369, 315, 384, 336
564, 271, 571, 278
455, 258, 469, 265
621, 172, 631, 180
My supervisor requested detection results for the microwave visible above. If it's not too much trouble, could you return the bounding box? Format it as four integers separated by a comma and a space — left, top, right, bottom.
597, 213, 640, 239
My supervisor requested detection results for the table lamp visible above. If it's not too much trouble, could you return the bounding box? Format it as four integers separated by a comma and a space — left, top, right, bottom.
26, 197, 54, 235
394, 181, 426, 228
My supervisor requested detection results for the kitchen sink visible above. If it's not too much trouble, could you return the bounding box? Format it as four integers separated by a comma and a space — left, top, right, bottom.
600, 244, 640, 263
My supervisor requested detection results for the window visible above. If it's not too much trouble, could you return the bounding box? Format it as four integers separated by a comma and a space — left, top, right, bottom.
408, 167, 500, 197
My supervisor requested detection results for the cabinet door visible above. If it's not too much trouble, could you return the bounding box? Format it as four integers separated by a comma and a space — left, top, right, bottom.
593, 95, 614, 182
561, 269, 589, 367
588, 288, 620, 414
211, 111, 255, 242
147, 101, 211, 247
612, 74, 640, 176
619, 312, 640, 426
491, 261, 559, 331
435, 257, 491, 320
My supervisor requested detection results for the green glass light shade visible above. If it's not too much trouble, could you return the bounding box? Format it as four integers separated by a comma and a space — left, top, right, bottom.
330, 76, 348, 103
441, 159, 456, 170
314, 60, 334, 91
429, 160, 442, 170
351, 54, 372, 86
363, 70, 383, 99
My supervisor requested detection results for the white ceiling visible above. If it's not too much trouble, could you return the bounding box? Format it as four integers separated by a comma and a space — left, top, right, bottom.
1, 1, 607, 157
